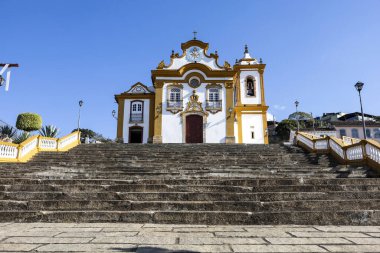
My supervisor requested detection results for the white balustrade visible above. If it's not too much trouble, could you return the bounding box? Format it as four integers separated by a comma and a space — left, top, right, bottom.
346, 145, 363, 160
366, 143, 380, 164
315, 139, 328, 150
0, 144, 18, 159
329, 140, 345, 159
19, 138, 38, 159
39, 138, 57, 150
58, 132, 79, 150
297, 134, 314, 150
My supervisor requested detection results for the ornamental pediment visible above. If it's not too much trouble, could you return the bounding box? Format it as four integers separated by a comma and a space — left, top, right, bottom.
125, 82, 153, 94
156, 39, 232, 72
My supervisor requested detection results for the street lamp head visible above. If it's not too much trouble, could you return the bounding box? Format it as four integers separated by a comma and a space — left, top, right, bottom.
112, 110, 116, 117
295, 100, 299, 107
79, 100, 83, 107
355, 81, 364, 92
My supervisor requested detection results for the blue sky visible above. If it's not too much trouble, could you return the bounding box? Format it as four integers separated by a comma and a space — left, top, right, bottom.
1, 0, 379, 138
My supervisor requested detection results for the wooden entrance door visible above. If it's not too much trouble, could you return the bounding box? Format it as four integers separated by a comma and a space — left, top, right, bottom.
186, 115, 203, 143
129, 126, 143, 143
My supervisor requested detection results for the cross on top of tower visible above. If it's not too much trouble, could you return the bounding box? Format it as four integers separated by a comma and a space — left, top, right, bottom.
193, 31, 197, 40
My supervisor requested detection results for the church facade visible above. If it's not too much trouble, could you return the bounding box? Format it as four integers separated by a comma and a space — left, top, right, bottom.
115, 38, 269, 144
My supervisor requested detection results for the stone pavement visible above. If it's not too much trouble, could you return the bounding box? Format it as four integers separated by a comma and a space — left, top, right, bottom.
0, 223, 379, 252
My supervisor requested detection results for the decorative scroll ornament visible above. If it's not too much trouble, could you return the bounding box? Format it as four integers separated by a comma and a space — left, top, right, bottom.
183, 90, 207, 115
157, 60, 165, 69
223, 61, 231, 70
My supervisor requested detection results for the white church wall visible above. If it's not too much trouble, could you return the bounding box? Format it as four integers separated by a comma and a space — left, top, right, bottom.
239, 70, 261, 105
241, 113, 265, 144
161, 80, 227, 143
123, 99, 150, 143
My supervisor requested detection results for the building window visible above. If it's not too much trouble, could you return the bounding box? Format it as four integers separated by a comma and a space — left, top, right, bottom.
251, 131, 255, 139
206, 87, 222, 113
167, 86, 183, 113
366, 129, 372, 138
130, 100, 143, 123
374, 129, 380, 138
189, 77, 201, 88
351, 129, 359, 138
339, 129, 347, 137
246, 77, 256, 97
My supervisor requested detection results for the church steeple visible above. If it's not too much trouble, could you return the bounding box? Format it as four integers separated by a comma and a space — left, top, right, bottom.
243, 44, 253, 59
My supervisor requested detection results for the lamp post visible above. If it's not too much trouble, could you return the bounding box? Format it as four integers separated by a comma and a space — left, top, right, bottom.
112, 110, 118, 120
295, 100, 300, 131
354, 81, 366, 139
77, 100, 83, 132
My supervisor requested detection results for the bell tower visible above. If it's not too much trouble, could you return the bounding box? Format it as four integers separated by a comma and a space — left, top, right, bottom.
233, 45, 268, 144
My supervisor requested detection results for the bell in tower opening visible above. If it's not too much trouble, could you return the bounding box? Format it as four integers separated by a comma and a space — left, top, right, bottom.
247, 77, 255, 96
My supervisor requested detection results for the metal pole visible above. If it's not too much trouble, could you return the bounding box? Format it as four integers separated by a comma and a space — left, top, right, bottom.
296, 104, 299, 131
358, 90, 367, 139
77, 106, 81, 133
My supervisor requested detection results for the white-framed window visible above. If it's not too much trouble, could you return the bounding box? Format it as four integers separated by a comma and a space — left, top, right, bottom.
374, 129, 380, 138
206, 87, 222, 111
351, 128, 359, 138
130, 100, 143, 122
366, 129, 372, 138
208, 88, 220, 101
167, 86, 183, 111
169, 87, 181, 102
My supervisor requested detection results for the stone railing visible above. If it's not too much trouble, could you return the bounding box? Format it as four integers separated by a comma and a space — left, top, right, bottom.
295, 131, 380, 172
0, 131, 80, 163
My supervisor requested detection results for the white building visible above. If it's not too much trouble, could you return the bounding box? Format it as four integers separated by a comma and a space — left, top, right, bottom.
334, 121, 380, 141
115, 38, 269, 144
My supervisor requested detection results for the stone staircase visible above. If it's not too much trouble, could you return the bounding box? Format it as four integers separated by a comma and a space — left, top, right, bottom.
0, 143, 379, 225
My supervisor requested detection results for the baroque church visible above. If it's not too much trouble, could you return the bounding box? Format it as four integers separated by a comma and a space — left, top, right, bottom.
115, 37, 269, 144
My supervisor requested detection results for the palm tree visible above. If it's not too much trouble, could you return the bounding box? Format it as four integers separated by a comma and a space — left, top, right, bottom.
13, 132, 30, 144
39, 125, 60, 138
0, 125, 17, 139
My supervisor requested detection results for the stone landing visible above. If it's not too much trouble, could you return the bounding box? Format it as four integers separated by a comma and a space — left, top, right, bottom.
0, 223, 379, 252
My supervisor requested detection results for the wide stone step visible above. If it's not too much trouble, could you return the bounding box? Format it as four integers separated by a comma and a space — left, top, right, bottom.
1, 183, 380, 193
0, 177, 379, 186
2, 191, 380, 201
0, 210, 378, 225
1, 199, 379, 212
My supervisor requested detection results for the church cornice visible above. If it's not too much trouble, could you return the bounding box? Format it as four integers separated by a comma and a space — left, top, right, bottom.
233, 63, 266, 72
152, 63, 236, 83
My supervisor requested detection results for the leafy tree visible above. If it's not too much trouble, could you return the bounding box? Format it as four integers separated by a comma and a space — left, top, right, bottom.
275, 119, 300, 140
288, 112, 313, 121
16, 113, 42, 132
13, 132, 30, 144
72, 128, 113, 143
39, 125, 60, 138
0, 125, 17, 139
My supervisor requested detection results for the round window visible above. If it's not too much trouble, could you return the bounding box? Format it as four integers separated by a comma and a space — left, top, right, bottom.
189, 78, 200, 88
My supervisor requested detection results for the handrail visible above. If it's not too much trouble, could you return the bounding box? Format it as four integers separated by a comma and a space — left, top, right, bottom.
295, 131, 380, 171
0, 131, 81, 163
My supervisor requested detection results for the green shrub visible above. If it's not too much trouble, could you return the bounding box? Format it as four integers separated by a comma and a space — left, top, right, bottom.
39, 125, 60, 138
16, 113, 42, 132
13, 132, 30, 144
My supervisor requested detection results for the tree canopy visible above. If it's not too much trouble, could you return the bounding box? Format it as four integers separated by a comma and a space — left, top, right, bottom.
288, 112, 313, 121
16, 113, 42, 132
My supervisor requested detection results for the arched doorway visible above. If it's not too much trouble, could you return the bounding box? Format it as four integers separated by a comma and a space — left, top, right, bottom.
129, 126, 143, 143
186, 115, 203, 143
